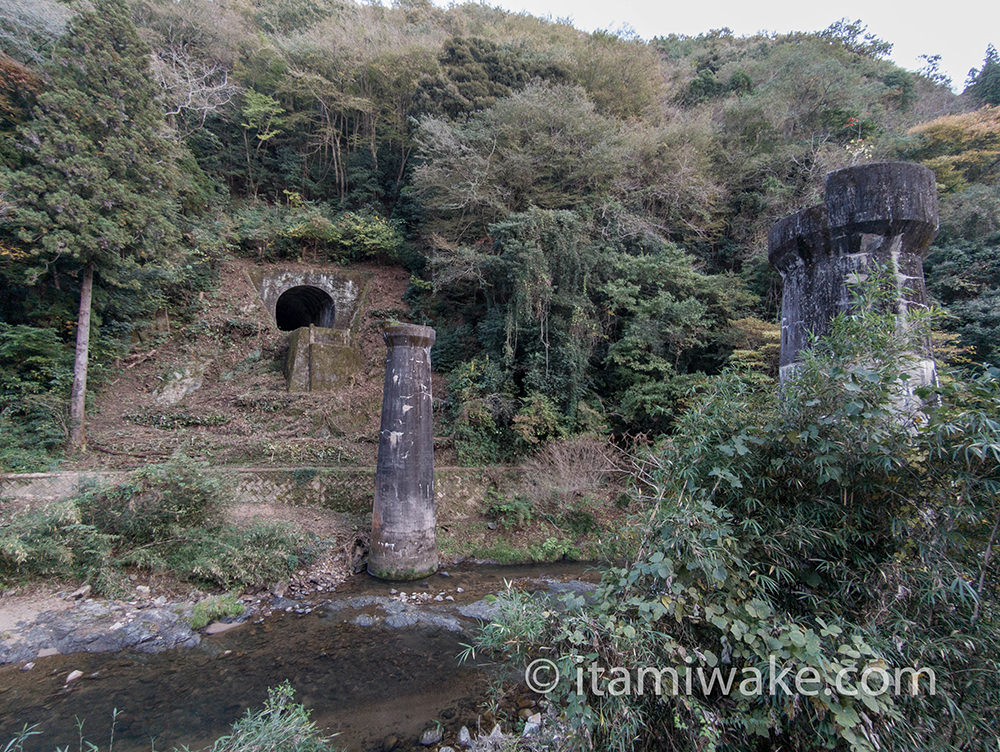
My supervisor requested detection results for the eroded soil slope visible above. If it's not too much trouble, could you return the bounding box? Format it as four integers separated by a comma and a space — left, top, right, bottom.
67, 258, 446, 469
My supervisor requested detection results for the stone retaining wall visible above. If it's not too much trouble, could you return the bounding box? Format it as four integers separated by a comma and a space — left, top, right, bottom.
0, 466, 524, 521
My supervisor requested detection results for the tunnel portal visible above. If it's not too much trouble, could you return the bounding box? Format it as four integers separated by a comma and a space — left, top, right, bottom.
274, 285, 336, 331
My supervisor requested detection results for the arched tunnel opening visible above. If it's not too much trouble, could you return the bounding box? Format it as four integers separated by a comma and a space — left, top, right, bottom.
275, 285, 336, 331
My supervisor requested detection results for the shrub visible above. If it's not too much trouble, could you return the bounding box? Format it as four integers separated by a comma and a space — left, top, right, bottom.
528, 536, 578, 562
233, 201, 296, 260
511, 391, 566, 448
475, 277, 1000, 752
210, 682, 337, 752
484, 489, 535, 528
446, 356, 518, 465
188, 592, 244, 629
520, 433, 623, 510
559, 506, 599, 536
77, 457, 225, 546
0, 323, 72, 471
232, 198, 402, 263
323, 210, 402, 262
2, 460, 307, 593
122, 411, 230, 429
0, 501, 112, 583
165, 523, 304, 590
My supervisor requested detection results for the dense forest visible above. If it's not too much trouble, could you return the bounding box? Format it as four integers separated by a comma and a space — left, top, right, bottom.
1, 3, 999, 752
1, 0, 998, 468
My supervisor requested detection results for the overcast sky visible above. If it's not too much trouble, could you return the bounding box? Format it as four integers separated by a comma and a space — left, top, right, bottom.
440, 0, 997, 91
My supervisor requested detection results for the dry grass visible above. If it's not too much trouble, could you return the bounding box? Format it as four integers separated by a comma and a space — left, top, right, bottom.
519, 433, 626, 511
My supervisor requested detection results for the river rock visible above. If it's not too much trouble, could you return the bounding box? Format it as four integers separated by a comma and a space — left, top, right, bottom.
69, 585, 91, 600
384, 612, 420, 629
419, 726, 443, 746
457, 726, 472, 748
20, 661, 34, 671
456, 599, 499, 621
65, 669, 83, 683
0, 600, 199, 665
523, 713, 542, 736
204, 621, 242, 635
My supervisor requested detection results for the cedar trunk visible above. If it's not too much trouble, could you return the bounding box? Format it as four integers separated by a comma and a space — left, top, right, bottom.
67, 262, 94, 450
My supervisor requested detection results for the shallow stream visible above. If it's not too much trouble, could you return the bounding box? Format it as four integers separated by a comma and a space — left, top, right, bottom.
0, 563, 601, 752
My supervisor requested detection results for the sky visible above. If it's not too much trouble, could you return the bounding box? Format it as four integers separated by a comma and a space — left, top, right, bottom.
439, 0, 998, 92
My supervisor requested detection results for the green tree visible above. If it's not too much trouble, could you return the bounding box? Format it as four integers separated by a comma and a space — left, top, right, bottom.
418, 36, 534, 118
819, 18, 893, 59
240, 88, 286, 198
0, 323, 71, 469
599, 243, 748, 430
0, 0, 183, 450
917, 53, 952, 89
965, 44, 1000, 106
413, 84, 625, 243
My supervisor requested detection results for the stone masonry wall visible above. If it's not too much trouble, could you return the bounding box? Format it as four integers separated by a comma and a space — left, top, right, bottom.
0, 467, 523, 522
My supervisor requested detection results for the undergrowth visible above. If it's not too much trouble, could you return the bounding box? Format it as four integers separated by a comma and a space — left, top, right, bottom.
187, 592, 244, 630
474, 275, 1000, 752
0, 457, 307, 594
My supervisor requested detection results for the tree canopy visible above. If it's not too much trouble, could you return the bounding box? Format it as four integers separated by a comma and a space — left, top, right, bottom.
0, 0, 996, 464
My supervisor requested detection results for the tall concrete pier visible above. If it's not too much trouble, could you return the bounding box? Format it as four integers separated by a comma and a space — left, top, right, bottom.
768, 162, 939, 383
369, 323, 438, 580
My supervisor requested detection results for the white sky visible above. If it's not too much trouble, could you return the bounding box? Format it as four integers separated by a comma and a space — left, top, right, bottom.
441, 0, 997, 92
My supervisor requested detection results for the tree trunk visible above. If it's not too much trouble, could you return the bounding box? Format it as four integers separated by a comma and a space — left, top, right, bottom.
67, 262, 94, 451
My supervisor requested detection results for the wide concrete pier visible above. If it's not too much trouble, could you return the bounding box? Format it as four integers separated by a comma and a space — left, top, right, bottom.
768, 162, 939, 383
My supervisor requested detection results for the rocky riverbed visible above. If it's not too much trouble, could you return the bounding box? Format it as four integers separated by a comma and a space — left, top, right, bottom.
0, 593, 201, 665
0, 563, 600, 751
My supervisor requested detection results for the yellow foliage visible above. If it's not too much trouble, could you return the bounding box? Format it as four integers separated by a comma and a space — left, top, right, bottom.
727, 317, 780, 378
906, 106, 1000, 191
0, 242, 31, 264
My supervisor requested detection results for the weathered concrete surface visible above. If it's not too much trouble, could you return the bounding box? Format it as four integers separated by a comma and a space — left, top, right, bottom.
768, 162, 939, 382
247, 268, 369, 331
285, 325, 360, 392
246, 268, 371, 391
370, 324, 438, 581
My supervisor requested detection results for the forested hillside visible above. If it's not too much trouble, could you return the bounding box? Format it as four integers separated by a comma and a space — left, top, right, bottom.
1, 0, 998, 469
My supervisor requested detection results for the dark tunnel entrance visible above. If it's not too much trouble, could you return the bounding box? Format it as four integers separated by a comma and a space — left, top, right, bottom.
275, 286, 336, 331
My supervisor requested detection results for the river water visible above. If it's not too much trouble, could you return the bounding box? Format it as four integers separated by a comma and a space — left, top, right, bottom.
0, 563, 601, 752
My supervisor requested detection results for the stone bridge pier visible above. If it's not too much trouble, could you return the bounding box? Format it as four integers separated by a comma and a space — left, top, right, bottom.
369, 324, 438, 581
768, 162, 940, 384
